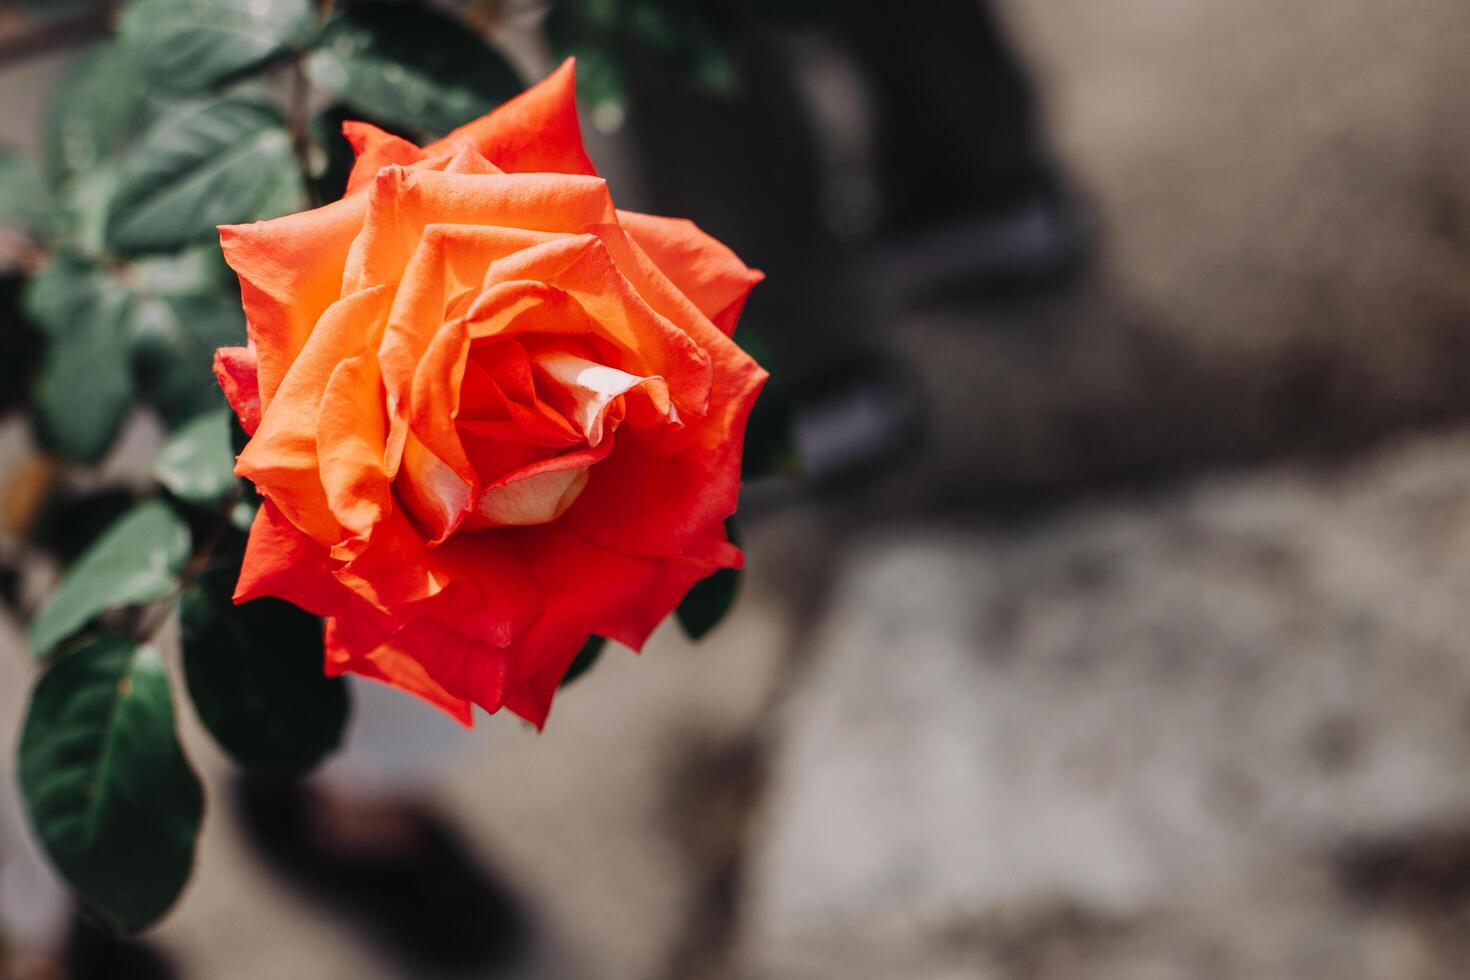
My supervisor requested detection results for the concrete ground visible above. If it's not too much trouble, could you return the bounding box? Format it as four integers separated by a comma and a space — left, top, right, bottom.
5, 0, 1470, 977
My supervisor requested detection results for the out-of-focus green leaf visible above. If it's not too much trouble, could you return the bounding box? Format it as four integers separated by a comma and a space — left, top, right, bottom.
154, 408, 237, 505
52, 163, 122, 257
676, 566, 741, 640
31, 303, 134, 462
28, 500, 191, 658
18, 634, 203, 934
559, 635, 607, 688
0, 275, 44, 414
127, 291, 243, 427
43, 44, 152, 190
675, 519, 742, 640
306, 4, 522, 138
0, 149, 52, 236
26, 261, 137, 463
181, 566, 347, 776
127, 244, 233, 297
229, 498, 259, 532
119, 0, 315, 94
105, 95, 304, 253
22, 254, 103, 337
735, 324, 795, 478
25, 249, 241, 456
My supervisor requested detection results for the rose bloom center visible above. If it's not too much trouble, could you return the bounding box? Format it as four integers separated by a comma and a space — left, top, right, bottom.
396, 325, 678, 541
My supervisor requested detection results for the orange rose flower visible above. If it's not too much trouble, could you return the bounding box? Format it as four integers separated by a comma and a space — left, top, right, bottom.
213, 61, 765, 727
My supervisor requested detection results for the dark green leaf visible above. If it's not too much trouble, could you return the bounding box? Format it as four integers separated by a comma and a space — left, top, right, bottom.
31, 488, 138, 567
127, 291, 244, 427
559, 635, 607, 688
676, 567, 741, 640
105, 95, 304, 254
18, 634, 203, 934
31, 308, 134, 462
27, 263, 136, 463
22, 254, 106, 339
181, 567, 347, 776
43, 44, 151, 190
28, 500, 191, 658
735, 324, 795, 478
0, 274, 43, 413
119, 0, 315, 94
0, 148, 52, 236
154, 408, 237, 505
306, 5, 522, 138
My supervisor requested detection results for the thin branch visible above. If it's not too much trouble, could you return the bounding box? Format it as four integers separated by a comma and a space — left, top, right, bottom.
134, 501, 233, 646
287, 56, 324, 209
0, 9, 111, 71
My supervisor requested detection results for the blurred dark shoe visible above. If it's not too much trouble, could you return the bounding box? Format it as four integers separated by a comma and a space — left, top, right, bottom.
871, 185, 1089, 301
233, 777, 529, 977
791, 356, 925, 490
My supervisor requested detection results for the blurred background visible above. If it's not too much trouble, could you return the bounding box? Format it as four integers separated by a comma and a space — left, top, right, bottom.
5, 0, 1470, 977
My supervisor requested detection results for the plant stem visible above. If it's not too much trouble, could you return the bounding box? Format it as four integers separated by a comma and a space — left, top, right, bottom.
134, 502, 232, 647
287, 56, 324, 209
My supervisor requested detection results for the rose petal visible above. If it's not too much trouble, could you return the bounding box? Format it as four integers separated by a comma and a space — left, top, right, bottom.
468, 235, 712, 417
219, 194, 368, 410
213, 344, 261, 435
616, 209, 764, 336
342, 121, 424, 195
533, 351, 675, 447
236, 285, 394, 546
465, 438, 612, 530
396, 426, 474, 544
331, 504, 452, 609
318, 352, 392, 540
473, 466, 589, 528
459, 340, 584, 446
429, 58, 597, 177
343, 168, 616, 295
376, 223, 564, 405
565, 326, 765, 558
498, 525, 741, 727
235, 499, 388, 629
325, 615, 478, 726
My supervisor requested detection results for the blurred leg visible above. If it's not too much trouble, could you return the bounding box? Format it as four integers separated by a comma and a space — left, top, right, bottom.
840, 0, 1051, 232
625, 29, 925, 486
839, 1, 1086, 297
624, 31, 871, 387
